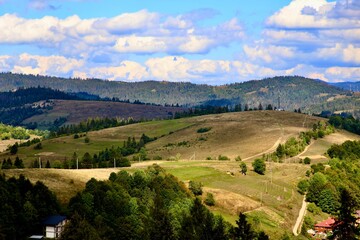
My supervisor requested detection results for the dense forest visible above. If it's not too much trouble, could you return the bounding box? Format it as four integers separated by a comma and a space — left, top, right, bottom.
61, 164, 269, 240
0, 73, 349, 112
0, 174, 61, 239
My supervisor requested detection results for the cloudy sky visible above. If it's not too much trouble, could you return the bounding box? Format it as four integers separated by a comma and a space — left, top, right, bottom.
0, 0, 359, 84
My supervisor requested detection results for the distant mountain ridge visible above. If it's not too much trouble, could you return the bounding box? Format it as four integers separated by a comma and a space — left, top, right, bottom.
330, 82, 360, 92
0, 73, 348, 112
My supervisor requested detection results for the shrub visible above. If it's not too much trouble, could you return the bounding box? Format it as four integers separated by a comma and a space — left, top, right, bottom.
153, 155, 162, 160
235, 156, 242, 161
74, 134, 79, 139
34, 142, 42, 150
206, 156, 212, 160
252, 158, 266, 175
197, 127, 212, 133
307, 203, 321, 214
218, 155, 230, 161
297, 180, 309, 195
189, 181, 203, 196
84, 136, 90, 143
304, 157, 311, 164
204, 193, 215, 206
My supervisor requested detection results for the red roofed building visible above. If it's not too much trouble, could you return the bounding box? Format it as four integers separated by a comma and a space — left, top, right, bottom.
314, 217, 336, 233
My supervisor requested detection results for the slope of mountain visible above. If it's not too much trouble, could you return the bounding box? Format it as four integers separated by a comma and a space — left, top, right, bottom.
0, 73, 349, 112
329, 81, 360, 92
0, 86, 184, 128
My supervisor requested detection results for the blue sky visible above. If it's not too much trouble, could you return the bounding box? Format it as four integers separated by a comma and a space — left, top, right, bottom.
0, 0, 358, 84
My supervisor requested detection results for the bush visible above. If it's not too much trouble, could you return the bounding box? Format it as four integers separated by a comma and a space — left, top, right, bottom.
307, 203, 321, 214
197, 127, 212, 133
84, 136, 90, 143
204, 193, 215, 206
252, 158, 266, 175
189, 181, 203, 196
304, 157, 311, 164
206, 156, 212, 160
218, 155, 230, 161
152, 155, 162, 160
297, 180, 309, 195
34, 142, 42, 150
235, 156, 242, 161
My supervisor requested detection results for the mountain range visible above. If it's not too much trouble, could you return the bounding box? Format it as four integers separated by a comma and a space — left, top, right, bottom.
0, 73, 351, 109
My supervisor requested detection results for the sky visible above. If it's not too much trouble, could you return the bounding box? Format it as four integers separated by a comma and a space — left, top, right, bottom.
0, 0, 359, 84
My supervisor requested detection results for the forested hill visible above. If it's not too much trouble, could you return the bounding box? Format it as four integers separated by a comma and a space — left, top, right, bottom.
0, 87, 81, 109
330, 81, 360, 92
0, 72, 348, 111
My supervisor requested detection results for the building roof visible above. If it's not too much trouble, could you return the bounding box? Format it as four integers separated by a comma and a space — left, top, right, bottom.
28, 235, 44, 239
43, 215, 67, 226
315, 218, 335, 228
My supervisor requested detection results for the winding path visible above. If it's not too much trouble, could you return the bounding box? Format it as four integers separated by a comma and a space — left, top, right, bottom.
293, 196, 307, 236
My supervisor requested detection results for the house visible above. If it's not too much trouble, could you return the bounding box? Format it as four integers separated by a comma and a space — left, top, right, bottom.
43, 215, 68, 239
314, 217, 336, 233
356, 210, 360, 225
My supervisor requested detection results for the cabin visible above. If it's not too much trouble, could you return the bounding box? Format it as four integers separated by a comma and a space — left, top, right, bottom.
43, 215, 68, 239
314, 217, 335, 233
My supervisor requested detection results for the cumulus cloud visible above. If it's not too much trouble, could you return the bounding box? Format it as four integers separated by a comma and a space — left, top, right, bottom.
0, 10, 245, 57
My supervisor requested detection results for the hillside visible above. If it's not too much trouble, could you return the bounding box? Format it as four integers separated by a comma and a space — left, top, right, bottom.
1, 111, 326, 166
23, 99, 185, 127
0, 73, 353, 113
2, 111, 359, 238
0, 86, 184, 128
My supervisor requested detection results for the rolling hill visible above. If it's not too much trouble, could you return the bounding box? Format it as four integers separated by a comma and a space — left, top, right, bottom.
2, 110, 359, 238
0, 73, 353, 113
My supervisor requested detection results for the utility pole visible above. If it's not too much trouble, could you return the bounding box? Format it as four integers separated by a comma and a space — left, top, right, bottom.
76, 158, 78, 170
114, 158, 116, 168
39, 157, 41, 169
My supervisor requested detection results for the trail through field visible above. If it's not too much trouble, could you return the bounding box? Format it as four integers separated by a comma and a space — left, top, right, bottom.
293, 196, 307, 236
242, 124, 284, 162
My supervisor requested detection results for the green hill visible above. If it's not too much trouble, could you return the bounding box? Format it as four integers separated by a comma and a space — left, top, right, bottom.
0, 73, 351, 112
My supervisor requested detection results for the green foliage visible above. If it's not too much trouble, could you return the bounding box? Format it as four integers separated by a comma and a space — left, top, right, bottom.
239, 162, 247, 175
33, 142, 42, 150
252, 159, 266, 175
306, 172, 328, 204
64, 165, 234, 239
235, 155, 242, 161
204, 193, 215, 206
84, 136, 90, 143
332, 188, 360, 239
197, 127, 212, 133
297, 180, 309, 195
303, 157, 311, 164
307, 203, 321, 215
329, 114, 360, 135
327, 140, 360, 161
231, 212, 268, 240
189, 180, 203, 196
218, 155, 230, 161
9, 143, 18, 155
0, 174, 60, 239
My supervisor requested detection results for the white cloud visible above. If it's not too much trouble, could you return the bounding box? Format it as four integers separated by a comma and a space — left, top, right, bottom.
11, 54, 84, 76
0, 10, 245, 57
